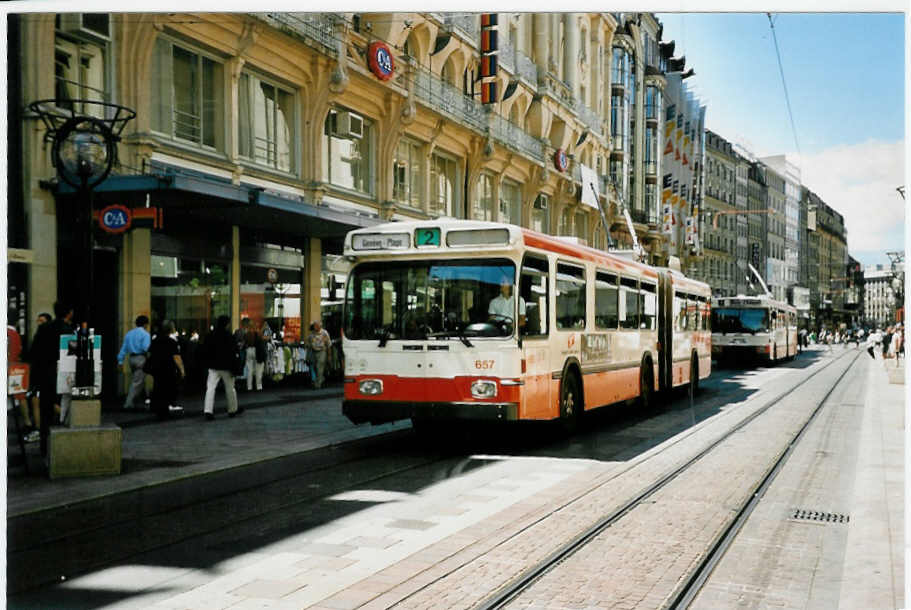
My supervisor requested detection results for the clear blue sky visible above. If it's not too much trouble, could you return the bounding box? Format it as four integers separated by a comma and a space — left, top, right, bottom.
657, 12, 906, 268
657, 12, 904, 154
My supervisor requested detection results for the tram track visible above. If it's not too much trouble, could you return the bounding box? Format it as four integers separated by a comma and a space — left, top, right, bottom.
374, 349, 861, 610
466, 348, 863, 610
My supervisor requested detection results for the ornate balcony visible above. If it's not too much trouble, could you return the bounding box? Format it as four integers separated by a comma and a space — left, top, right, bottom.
441, 13, 479, 45
412, 66, 487, 134
489, 115, 545, 163
257, 13, 339, 55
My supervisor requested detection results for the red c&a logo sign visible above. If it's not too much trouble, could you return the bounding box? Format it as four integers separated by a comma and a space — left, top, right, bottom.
99, 204, 132, 234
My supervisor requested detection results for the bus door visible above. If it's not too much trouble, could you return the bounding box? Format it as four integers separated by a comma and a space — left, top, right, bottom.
519, 255, 551, 418
656, 270, 673, 393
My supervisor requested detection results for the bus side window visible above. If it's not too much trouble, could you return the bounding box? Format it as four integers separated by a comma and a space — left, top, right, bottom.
556, 263, 586, 330
619, 277, 639, 330
688, 295, 699, 331
675, 292, 687, 331
520, 256, 549, 337
595, 271, 618, 329
640, 282, 657, 330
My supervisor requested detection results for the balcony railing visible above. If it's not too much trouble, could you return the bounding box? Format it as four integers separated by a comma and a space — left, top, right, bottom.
490, 114, 545, 163
574, 99, 603, 137
412, 66, 488, 133
257, 13, 339, 55
514, 50, 538, 84
441, 13, 479, 45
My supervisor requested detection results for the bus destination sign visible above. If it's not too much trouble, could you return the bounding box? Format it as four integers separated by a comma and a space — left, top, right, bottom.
352, 233, 410, 251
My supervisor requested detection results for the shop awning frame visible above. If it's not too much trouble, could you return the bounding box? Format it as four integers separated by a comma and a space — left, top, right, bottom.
49, 165, 382, 240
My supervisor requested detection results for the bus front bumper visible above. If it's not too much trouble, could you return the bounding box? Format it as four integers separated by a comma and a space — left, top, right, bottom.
343, 400, 519, 425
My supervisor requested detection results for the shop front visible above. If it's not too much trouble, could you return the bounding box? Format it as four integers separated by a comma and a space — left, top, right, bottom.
49, 162, 380, 400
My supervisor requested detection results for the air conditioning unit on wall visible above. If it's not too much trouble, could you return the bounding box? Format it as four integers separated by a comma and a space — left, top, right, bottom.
58, 13, 111, 41
334, 111, 364, 139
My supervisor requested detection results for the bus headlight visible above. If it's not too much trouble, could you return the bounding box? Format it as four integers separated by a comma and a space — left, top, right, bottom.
359, 379, 384, 395
470, 380, 498, 399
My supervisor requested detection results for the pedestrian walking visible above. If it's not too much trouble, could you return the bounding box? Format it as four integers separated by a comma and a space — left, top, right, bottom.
307, 320, 331, 389
147, 320, 185, 420
117, 315, 151, 410
245, 323, 266, 391
865, 329, 880, 359
889, 326, 902, 365
202, 315, 242, 420
881, 326, 893, 360
29, 302, 74, 457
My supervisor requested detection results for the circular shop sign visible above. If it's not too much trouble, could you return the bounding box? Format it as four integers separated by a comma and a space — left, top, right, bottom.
98, 204, 132, 234
554, 149, 569, 173
367, 41, 395, 81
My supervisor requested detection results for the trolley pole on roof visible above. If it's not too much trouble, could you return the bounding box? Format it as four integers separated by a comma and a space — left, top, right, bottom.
748, 263, 773, 298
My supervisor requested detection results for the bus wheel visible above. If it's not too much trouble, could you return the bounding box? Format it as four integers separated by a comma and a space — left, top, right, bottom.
559, 373, 581, 434
639, 359, 655, 411
689, 355, 700, 400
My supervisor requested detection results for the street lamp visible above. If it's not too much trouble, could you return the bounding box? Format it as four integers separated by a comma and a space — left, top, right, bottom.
28, 100, 135, 393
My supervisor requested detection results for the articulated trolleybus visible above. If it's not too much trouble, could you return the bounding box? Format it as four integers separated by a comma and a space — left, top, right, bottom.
711, 294, 798, 363
342, 220, 711, 429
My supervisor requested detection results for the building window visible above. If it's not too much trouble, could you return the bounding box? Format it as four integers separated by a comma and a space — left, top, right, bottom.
393, 138, 422, 208
559, 208, 573, 236
645, 183, 657, 223
474, 173, 495, 221
645, 85, 661, 120
238, 72, 294, 172
430, 152, 459, 217
645, 125, 657, 174
54, 29, 108, 115
532, 193, 550, 233
152, 37, 225, 150
575, 211, 588, 242
323, 108, 374, 196
499, 180, 521, 224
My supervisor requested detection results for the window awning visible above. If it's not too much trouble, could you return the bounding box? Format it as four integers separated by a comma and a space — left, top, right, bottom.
49, 166, 382, 240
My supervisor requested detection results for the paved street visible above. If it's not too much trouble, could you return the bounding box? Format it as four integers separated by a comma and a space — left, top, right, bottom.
6, 346, 904, 609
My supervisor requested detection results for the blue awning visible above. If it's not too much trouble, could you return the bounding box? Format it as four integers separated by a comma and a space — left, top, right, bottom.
50, 166, 381, 239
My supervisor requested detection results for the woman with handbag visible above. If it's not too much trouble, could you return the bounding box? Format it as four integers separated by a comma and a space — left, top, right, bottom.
147, 320, 185, 420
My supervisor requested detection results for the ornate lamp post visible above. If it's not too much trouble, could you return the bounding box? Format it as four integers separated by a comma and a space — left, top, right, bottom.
28, 100, 135, 393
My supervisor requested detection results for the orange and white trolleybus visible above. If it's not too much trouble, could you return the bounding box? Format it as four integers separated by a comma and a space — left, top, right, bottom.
711, 294, 798, 363
342, 220, 711, 429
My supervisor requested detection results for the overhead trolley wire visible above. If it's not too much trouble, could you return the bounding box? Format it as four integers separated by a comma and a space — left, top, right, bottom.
767, 13, 801, 158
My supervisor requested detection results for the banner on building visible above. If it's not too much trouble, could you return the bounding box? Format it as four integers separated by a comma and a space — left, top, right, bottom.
579, 164, 599, 209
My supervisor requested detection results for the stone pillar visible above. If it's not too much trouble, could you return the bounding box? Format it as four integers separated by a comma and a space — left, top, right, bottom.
304, 237, 322, 328
563, 14, 579, 98
533, 13, 549, 70
231, 226, 240, 327
119, 228, 151, 393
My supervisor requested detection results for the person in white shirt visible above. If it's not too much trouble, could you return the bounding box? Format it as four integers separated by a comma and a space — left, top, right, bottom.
488, 280, 526, 330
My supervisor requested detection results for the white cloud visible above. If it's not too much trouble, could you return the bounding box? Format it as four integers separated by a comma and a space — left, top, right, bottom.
794, 139, 905, 254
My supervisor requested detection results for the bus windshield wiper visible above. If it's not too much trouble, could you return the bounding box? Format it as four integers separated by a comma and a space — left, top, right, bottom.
378, 325, 392, 347
455, 324, 474, 348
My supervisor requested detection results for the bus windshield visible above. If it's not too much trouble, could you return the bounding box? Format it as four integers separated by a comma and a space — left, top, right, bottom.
344, 259, 518, 341
712, 308, 769, 334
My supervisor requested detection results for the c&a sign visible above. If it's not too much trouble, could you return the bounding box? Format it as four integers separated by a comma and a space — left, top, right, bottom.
98, 204, 132, 234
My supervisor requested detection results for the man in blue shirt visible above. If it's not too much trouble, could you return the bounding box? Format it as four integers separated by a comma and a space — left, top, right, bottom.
117, 315, 151, 410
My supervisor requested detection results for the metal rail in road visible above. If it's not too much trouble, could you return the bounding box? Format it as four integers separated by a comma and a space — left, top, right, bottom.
474, 348, 861, 610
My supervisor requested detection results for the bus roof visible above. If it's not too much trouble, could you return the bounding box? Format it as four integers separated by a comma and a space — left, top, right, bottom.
344, 219, 710, 295
713, 294, 796, 311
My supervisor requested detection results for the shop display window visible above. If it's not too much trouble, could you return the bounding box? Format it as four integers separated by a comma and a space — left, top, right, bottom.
151, 256, 231, 339
240, 264, 302, 343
